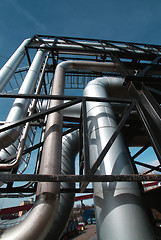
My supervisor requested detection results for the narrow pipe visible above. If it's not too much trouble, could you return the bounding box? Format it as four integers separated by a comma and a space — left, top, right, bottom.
0, 49, 46, 150
84, 77, 155, 239
0, 39, 30, 92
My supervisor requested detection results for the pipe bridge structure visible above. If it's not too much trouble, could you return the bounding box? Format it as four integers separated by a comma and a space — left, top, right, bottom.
0, 35, 161, 239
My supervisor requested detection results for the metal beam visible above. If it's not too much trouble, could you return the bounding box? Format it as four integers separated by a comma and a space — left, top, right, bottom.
82, 99, 90, 175
90, 100, 135, 174
130, 84, 161, 163
0, 98, 81, 133
134, 160, 161, 173
0, 173, 161, 183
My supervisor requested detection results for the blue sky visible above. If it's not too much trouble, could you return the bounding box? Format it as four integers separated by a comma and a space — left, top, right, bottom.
0, 0, 161, 65
0, 0, 161, 208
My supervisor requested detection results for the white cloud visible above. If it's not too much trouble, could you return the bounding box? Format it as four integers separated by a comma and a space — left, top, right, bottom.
6, 0, 46, 32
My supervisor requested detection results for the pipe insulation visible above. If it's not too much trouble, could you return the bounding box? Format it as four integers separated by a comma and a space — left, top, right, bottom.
0, 60, 146, 240
0, 49, 46, 150
84, 77, 155, 240
0, 39, 30, 92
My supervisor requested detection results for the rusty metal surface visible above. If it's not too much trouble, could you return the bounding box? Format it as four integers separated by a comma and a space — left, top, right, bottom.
0, 173, 161, 183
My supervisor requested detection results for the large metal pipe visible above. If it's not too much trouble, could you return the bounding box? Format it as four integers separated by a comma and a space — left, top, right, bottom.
0, 61, 119, 240
0, 49, 45, 150
0, 39, 30, 92
36, 60, 120, 203
1, 60, 150, 240
84, 77, 155, 239
0, 130, 79, 239
45, 130, 79, 240
2, 58, 152, 240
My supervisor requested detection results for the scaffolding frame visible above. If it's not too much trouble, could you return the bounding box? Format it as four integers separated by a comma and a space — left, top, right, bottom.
0, 36, 161, 225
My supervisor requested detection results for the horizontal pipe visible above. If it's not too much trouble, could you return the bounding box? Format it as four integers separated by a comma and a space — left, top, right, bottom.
32, 38, 154, 56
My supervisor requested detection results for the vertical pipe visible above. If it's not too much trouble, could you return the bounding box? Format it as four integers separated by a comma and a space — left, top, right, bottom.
36, 62, 66, 195
0, 39, 30, 92
45, 130, 79, 240
84, 77, 155, 239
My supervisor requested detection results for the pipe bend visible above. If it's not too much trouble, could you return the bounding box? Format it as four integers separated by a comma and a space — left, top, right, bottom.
56, 60, 75, 71
55, 60, 118, 72
0, 61, 131, 239
84, 76, 155, 240
84, 76, 125, 98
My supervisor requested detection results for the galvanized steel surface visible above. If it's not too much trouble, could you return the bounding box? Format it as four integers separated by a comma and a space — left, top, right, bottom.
84, 77, 155, 239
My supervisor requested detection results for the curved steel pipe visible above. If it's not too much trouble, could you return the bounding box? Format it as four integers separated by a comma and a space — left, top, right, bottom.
0, 130, 79, 239
0, 61, 121, 240
0, 60, 118, 150
84, 77, 154, 239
